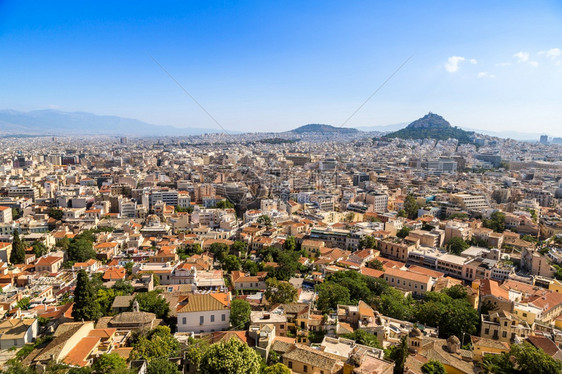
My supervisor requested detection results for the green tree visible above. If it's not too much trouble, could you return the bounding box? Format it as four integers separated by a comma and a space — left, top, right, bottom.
91, 353, 128, 374
388, 336, 409, 374
446, 237, 469, 255
57, 237, 71, 251
215, 199, 234, 209
230, 299, 252, 330
482, 342, 562, 374
265, 278, 297, 305
209, 243, 229, 262
96, 287, 116, 316
272, 251, 300, 280
68, 238, 97, 262
343, 329, 382, 349
222, 254, 241, 272
283, 236, 296, 251
396, 226, 411, 239
315, 282, 351, 313
146, 358, 180, 374
0, 360, 35, 374
483, 211, 506, 233
32, 242, 48, 257
242, 260, 259, 276
257, 215, 272, 227
404, 194, 419, 219
134, 291, 169, 319
11, 208, 21, 220
10, 230, 26, 264
263, 363, 291, 374
72, 270, 102, 321
48, 208, 64, 220
112, 279, 134, 294
185, 337, 210, 370
414, 291, 478, 340
376, 288, 413, 321
359, 235, 378, 250
231, 241, 248, 257
16, 297, 31, 310
367, 259, 384, 271
421, 360, 446, 374
199, 338, 261, 374
131, 326, 180, 361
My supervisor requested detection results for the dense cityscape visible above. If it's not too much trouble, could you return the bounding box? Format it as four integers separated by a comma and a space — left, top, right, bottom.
3, 1, 562, 373
0, 112, 561, 374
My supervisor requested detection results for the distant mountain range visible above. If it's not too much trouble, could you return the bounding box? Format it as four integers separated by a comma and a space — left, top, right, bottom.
383, 113, 475, 143
0, 109, 225, 136
0, 109, 549, 141
290, 124, 358, 134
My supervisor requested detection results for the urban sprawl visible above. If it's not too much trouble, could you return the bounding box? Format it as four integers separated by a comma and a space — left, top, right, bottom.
0, 129, 562, 374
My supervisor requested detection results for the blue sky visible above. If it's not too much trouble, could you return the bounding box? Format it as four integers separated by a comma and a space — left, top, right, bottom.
1, 1, 562, 135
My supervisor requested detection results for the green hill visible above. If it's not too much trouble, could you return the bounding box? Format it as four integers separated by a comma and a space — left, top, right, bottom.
291, 124, 358, 134
383, 113, 474, 143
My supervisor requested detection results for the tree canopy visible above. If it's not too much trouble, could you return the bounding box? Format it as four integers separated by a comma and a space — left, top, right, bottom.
483, 211, 506, 233
421, 360, 446, 374
134, 291, 170, 319
265, 278, 297, 305
199, 338, 261, 374
72, 270, 102, 321
446, 237, 469, 255
10, 230, 26, 264
482, 342, 562, 374
130, 326, 180, 362
230, 299, 252, 330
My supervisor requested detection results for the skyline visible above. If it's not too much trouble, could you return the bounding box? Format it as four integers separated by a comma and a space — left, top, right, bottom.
2, 1, 562, 136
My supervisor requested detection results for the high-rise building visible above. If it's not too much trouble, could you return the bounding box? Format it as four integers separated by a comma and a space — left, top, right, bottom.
539, 135, 549, 144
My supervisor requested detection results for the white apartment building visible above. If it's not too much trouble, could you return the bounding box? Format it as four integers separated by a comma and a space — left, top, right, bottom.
0, 207, 12, 224
451, 193, 488, 211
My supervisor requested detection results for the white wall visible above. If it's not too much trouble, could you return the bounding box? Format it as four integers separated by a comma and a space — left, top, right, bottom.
177, 310, 230, 333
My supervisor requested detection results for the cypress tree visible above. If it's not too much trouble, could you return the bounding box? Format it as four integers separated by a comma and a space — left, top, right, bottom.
10, 230, 26, 264
72, 270, 101, 321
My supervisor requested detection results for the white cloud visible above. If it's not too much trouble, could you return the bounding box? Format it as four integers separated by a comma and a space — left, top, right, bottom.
445, 56, 466, 72
538, 48, 562, 59
478, 72, 495, 78
470, 59, 478, 64
514, 51, 530, 62
529, 61, 539, 67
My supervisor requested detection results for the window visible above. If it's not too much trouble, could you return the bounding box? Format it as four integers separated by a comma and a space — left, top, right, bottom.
504, 322, 507, 327
222, 314, 226, 321
304, 365, 308, 372
280, 324, 285, 329
502, 331, 507, 338
200, 316, 204, 325
211, 315, 215, 322
485, 328, 490, 335
420, 285, 424, 290
288, 361, 292, 369
182, 317, 186, 325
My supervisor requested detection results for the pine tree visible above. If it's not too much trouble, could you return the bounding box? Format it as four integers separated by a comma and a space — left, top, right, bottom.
72, 270, 101, 321
10, 230, 26, 264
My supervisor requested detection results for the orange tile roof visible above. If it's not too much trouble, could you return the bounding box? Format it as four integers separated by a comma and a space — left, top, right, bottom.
88, 328, 116, 339
384, 267, 430, 284
480, 279, 509, 300
63, 336, 100, 367
408, 265, 445, 279
177, 293, 230, 313
36, 256, 63, 266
